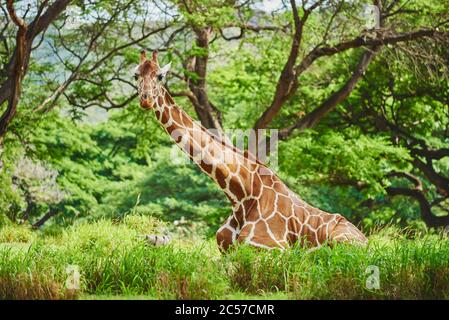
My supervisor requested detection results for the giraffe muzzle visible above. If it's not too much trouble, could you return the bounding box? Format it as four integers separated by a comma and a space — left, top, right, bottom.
139, 96, 153, 110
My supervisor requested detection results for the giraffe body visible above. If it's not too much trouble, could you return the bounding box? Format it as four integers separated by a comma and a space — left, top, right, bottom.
216, 173, 367, 250
135, 51, 367, 251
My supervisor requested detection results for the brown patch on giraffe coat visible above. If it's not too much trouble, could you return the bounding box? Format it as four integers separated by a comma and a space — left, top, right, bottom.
316, 215, 338, 242
228, 163, 239, 174
315, 224, 327, 244
260, 174, 275, 188
245, 201, 262, 222
245, 210, 260, 223
250, 221, 281, 248
216, 228, 233, 252
251, 174, 262, 198
170, 106, 184, 126
215, 165, 229, 189
293, 205, 306, 222
301, 224, 319, 247
233, 205, 245, 228
164, 92, 175, 105
266, 213, 287, 241
238, 166, 251, 193
165, 123, 179, 136
236, 223, 254, 243
273, 181, 289, 196
229, 178, 245, 200
242, 198, 254, 214
159, 108, 171, 124
277, 195, 293, 217
307, 215, 324, 230
287, 216, 301, 235
253, 220, 268, 236
229, 216, 239, 230
259, 187, 276, 216
157, 96, 165, 108
306, 205, 321, 215
180, 113, 193, 129
200, 160, 213, 174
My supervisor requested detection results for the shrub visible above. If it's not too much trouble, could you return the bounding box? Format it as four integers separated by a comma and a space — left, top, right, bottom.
0, 224, 35, 243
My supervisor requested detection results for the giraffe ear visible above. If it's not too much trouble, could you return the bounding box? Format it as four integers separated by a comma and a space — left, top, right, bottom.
152, 51, 158, 64
140, 50, 147, 63
157, 62, 171, 80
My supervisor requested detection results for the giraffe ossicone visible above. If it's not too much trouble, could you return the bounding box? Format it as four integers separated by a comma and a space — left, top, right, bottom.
135, 50, 368, 251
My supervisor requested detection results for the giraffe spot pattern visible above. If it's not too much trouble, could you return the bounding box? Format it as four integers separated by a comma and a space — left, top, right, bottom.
135, 56, 367, 251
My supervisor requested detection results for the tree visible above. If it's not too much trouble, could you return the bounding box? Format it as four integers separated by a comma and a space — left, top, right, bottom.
13, 157, 65, 227
0, 0, 72, 141
1, 0, 448, 228
335, 51, 449, 227
0, 0, 177, 161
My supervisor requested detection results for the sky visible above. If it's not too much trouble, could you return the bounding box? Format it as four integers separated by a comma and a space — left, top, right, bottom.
256, 0, 285, 12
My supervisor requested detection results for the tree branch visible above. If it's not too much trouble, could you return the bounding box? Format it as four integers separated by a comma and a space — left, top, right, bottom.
32, 207, 58, 228
386, 186, 449, 228
387, 171, 423, 190
0, 0, 71, 109
279, 46, 379, 139
253, 0, 316, 129
412, 148, 449, 160
296, 29, 448, 76
413, 158, 449, 197
255, 26, 448, 130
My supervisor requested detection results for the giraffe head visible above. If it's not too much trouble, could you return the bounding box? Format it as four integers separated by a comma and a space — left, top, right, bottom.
134, 50, 171, 110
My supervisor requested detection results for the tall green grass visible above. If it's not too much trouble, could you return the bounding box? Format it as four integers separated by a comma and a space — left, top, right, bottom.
0, 216, 448, 299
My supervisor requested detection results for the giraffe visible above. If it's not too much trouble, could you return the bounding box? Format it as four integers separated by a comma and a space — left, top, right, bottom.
135, 50, 367, 251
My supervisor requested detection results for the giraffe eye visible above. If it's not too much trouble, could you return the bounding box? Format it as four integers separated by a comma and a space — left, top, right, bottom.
134, 74, 139, 81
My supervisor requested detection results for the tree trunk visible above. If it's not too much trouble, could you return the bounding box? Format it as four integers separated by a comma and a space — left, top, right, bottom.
188, 27, 224, 132
32, 207, 58, 228
0, 1, 28, 140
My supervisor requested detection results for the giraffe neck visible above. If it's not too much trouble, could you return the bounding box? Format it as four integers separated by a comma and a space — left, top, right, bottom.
150, 86, 257, 206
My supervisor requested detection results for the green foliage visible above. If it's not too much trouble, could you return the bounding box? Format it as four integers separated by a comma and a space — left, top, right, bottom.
0, 106, 229, 232
0, 171, 22, 222
280, 129, 412, 197
209, 35, 288, 128
0, 224, 36, 243
99, 145, 229, 235
0, 0, 447, 240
